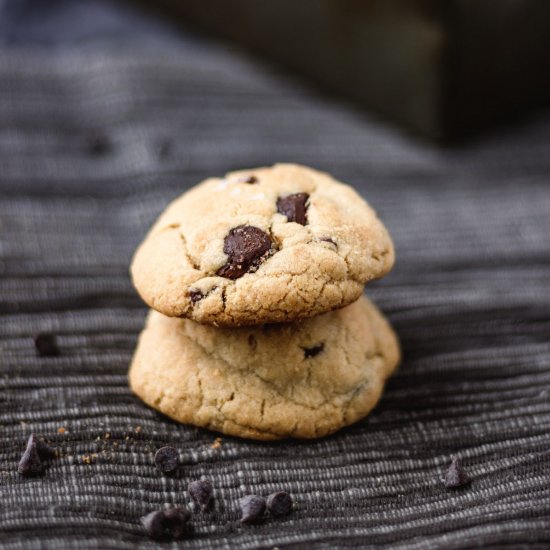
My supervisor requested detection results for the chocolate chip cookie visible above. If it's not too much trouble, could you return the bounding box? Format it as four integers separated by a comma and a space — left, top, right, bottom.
130, 164, 394, 326
128, 295, 400, 440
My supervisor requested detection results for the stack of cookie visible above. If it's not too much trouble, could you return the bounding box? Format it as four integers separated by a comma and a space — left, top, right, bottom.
129, 164, 400, 440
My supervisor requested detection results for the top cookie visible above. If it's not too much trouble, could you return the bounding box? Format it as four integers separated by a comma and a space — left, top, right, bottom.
131, 164, 394, 326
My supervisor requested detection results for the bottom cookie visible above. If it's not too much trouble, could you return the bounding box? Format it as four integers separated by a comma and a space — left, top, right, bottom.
129, 296, 400, 440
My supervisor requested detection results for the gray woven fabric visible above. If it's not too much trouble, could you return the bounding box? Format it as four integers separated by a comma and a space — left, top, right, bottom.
1, 22, 550, 550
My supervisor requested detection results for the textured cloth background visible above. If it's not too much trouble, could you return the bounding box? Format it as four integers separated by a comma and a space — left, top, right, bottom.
1, 3, 550, 549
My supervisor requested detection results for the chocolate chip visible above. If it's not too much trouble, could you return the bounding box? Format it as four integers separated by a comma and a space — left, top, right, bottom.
320, 237, 338, 248
154, 446, 179, 473
141, 510, 165, 539
237, 175, 258, 184
189, 289, 204, 303
444, 456, 470, 488
157, 138, 173, 159
188, 479, 213, 512
18, 434, 46, 475
266, 491, 293, 517
277, 193, 309, 225
87, 131, 110, 156
163, 508, 191, 538
217, 226, 272, 280
34, 333, 60, 357
141, 508, 190, 540
239, 495, 266, 523
303, 343, 324, 358
34, 435, 55, 460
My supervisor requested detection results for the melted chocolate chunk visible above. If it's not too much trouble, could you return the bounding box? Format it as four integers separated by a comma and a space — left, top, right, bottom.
276, 193, 309, 225
189, 289, 204, 303
141, 508, 190, 540
303, 343, 324, 359
217, 226, 272, 280
188, 479, 213, 512
34, 333, 60, 357
237, 175, 258, 184
444, 456, 470, 488
239, 495, 266, 523
266, 491, 293, 517
154, 446, 179, 473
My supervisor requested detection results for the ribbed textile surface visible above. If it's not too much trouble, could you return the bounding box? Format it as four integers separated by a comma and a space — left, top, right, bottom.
1, 32, 550, 549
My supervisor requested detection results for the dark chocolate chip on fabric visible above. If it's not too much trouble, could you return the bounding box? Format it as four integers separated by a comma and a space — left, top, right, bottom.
188, 479, 213, 512
217, 226, 272, 280
18, 434, 46, 476
189, 289, 204, 303
141, 508, 190, 540
303, 343, 324, 359
154, 446, 179, 473
266, 491, 293, 517
444, 456, 470, 488
277, 193, 309, 225
34, 333, 60, 357
33, 435, 55, 460
87, 131, 111, 156
239, 495, 266, 523
157, 138, 173, 159
163, 508, 191, 539
237, 175, 258, 184
141, 511, 165, 539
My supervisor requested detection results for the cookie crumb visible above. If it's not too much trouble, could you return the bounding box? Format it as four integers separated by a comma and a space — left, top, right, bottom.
266, 491, 293, 517
154, 446, 179, 473
444, 456, 470, 488
211, 437, 222, 450
188, 479, 213, 512
239, 495, 266, 523
33, 333, 60, 357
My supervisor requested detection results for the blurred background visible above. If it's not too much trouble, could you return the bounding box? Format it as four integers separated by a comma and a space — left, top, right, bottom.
3, 0, 550, 140
1, 1, 550, 548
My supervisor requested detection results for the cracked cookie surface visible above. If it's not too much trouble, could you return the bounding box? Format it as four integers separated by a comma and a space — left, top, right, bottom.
128, 295, 400, 440
130, 164, 395, 326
